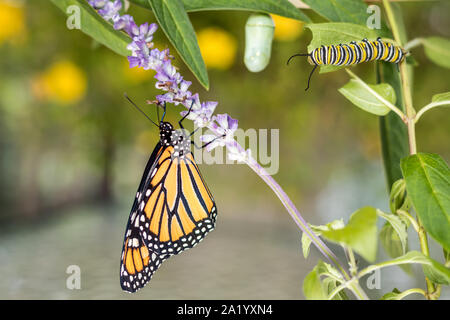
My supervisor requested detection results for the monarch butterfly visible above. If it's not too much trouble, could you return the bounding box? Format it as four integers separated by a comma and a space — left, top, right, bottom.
288, 37, 407, 91
120, 97, 218, 293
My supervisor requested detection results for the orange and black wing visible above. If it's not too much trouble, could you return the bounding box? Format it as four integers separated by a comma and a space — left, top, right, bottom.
120, 143, 217, 292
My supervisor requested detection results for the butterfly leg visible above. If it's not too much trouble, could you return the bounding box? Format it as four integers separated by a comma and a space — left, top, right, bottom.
191, 134, 226, 150
178, 99, 196, 130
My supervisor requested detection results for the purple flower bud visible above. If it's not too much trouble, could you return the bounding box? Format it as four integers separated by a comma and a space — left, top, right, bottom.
181, 99, 217, 128
114, 14, 135, 33
88, 0, 106, 9
199, 114, 239, 152
228, 147, 251, 163
98, 0, 122, 21
214, 113, 239, 133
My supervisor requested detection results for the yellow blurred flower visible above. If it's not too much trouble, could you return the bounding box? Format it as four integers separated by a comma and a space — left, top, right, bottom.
122, 59, 153, 84
0, 0, 26, 44
197, 27, 237, 70
271, 15, 303, 42
35, 61, 87, 104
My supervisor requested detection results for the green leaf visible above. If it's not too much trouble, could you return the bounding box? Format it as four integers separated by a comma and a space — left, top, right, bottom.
389, 179, 408, 214
432, 92, 450, 103
360, 252, 450, 286
303, 264, 327, 300
381, 288, 403, 300
50, 0, 131, 56
401, 153, 450, 251
301, 231, 313, 259
322, 206, 378, 262
422, 257, 450, 285
302, 0, 390, 37
379, 222, 412, 274
316, 261, 347, 300
430, 92, 450, 110
302, 0, 370, 25
305, 23, 379, 74
378, 250, 430, 266
360, 251, 434, 276
131, 0, 310, 21
377, 210, 408, 255
322, 277, 348, 300
422, 37, 450, 69
315, 260, 344, 282
301, 220, 344, 258
444, 248, 450, 268
303, 260, 345, 300
148, 0, 209, 89
338, 80, 396, 116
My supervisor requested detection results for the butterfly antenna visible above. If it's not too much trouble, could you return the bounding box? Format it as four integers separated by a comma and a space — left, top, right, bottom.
305, 64, 318, 91
287, 53, 310, 65
124, 93, 159, 127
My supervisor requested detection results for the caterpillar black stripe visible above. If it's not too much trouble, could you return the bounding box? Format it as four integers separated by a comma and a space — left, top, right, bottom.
288, 37, 407, 91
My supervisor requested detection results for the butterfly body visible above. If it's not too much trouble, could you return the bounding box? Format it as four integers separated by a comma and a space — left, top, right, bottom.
120, 120, 217, 293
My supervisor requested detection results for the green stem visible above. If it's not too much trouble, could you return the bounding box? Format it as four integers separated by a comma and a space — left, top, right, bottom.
415, 100, 450, 123
394, 288, 427, 300
382, 0, 404, 46
404, 38, 423, 51
328, 281, 348, 300
347, 248, 358, 276
399, 62, 417, 154
417, 217, 437, 295
328, 277, 369, 300
383, 0, 436, 297
348, 280, 370, 300
397, 209, 420, 233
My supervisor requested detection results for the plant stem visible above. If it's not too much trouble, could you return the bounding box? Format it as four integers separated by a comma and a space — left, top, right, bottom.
415, 100, 450, 123
399, 62, 417, 154
417, 217, 437, 296
327, 276, 369, 300
394, 288, 427, 300
346, 248, 358, 276
348, 280, 370, 300
404, 38, 423, 51
397, 209, 420, 233
383, 0, 437, 297
245, 155, 350, 277
382, 0, 403, 46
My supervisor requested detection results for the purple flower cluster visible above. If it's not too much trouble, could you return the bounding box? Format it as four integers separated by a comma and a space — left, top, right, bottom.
88, 0, 249, 161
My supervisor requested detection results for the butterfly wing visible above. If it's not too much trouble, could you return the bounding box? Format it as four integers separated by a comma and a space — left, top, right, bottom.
120, 143, 217, 292
120, 142, 165, 292
141, 148, 217, 258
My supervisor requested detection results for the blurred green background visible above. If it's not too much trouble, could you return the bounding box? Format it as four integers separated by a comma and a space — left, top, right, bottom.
0, 0, 449, 299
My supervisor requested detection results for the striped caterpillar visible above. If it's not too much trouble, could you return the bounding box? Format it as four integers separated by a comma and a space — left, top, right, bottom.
288, 37, 407, 90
